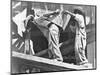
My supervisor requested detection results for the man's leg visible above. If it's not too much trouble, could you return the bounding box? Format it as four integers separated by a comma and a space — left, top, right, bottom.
48, 24, 63, 61
80, 37, 88, 63
30, 40, 35, 55
75, 35, 88, 64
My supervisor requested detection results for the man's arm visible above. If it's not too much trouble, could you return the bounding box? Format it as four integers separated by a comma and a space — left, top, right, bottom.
62, 10, 76, 31
42, 9, 60, 21
63, 10, 76, 17
62, 14, 71, 30
43, 10, 59, 17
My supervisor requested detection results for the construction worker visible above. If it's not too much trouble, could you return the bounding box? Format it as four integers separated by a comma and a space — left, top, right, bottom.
48, 22, 63, 61
48, 10, 63, 62
35, 9, 63, 61
66, 7, 88, 65
74, 8, 88, 65
24, 9, 36, 55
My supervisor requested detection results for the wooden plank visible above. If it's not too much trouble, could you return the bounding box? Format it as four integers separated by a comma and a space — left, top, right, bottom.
12, 51, 92, 72
24, 31, 30, 54
35, 49, 48, 56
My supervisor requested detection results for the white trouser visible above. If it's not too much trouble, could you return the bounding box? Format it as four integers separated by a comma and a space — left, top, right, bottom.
75, 34, 88, 64
48, 24, 63, 61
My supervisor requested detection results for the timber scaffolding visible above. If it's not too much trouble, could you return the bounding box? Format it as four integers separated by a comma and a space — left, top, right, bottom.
11, 2, 95, 74
12, 51, 92, 74
11, 23, 95, 74
11, 24, 95, 74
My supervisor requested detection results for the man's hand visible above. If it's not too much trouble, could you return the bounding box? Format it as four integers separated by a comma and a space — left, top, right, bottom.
55, 9, 60, 13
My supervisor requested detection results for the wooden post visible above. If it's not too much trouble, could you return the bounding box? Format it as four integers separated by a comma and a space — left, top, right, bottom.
24, 31, 31, 54
24, 2, 32, 54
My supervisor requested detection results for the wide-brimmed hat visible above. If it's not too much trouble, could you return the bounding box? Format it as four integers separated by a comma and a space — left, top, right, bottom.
73, 6, 85, 14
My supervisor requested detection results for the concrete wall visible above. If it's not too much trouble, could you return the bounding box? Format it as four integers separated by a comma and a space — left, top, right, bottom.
87, 42, 96, 68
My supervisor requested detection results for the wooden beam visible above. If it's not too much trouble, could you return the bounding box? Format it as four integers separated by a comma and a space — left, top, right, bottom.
34, 49, 48, 56
12, 51, 92, 73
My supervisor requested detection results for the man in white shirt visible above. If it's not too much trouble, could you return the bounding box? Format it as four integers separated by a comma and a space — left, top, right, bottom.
68, 7, 88, 65
24, 9, 36, 55
41, 9, 64, 61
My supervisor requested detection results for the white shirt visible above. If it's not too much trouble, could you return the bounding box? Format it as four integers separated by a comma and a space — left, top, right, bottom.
75, 14, 86, 38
